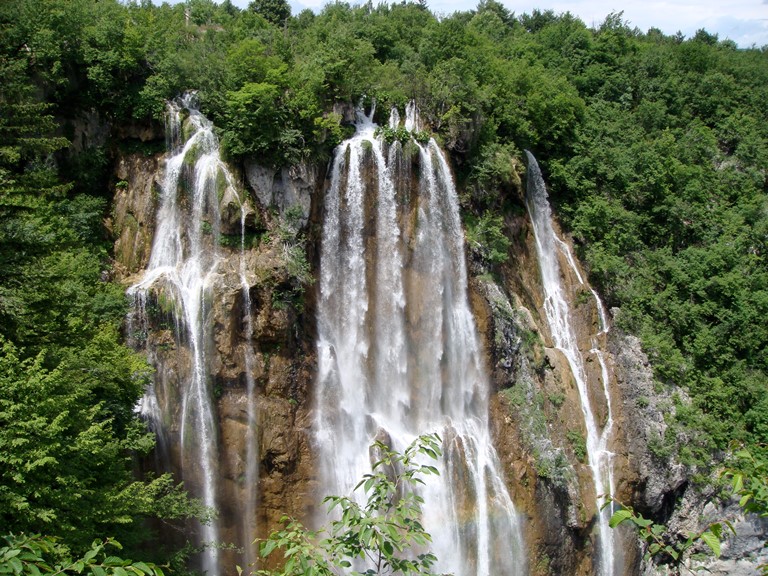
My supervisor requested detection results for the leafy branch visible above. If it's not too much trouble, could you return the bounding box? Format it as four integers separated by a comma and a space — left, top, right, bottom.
0, 534, 166, 576
721, 446, 768, 575
254, 433, 445, 576
603, 499, 732, 575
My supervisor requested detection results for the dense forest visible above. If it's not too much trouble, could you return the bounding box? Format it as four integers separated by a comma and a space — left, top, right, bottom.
1, 0, 766, 572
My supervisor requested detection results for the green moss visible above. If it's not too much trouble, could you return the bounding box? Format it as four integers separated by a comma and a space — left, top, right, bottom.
566, 429, 587, 463
548, 392, 565, 408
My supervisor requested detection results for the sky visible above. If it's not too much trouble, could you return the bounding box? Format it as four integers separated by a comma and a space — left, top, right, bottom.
162, 0, 768, 48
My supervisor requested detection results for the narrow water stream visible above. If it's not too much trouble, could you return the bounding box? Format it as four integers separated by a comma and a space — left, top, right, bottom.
525, 151, 618, 576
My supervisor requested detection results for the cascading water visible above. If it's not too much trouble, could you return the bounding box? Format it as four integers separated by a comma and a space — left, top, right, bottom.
315, 103, 526, 576
128, 94, 258, 575
524, 151, 618, 576
239, 207, 260, 572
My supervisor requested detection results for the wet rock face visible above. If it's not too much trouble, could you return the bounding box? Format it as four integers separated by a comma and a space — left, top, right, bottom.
608, 330, 689, 514
113, 140, 765, 576
244, 161, 317, 226
110, 153, 162, 280
468, 191, 645, 575
474, 273, 595, 576
113, 149, 319, 573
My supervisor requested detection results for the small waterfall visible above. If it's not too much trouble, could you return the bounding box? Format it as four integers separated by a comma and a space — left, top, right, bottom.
128, 94, 257, 575
525, 151, 618, 576
404, 100, 421, 132
239, 201, 259, 572
315, 103, 526, 576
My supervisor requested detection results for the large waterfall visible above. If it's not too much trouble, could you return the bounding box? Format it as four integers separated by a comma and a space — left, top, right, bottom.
128, 95, 257, 576
525, 152, 618, 576
315, 104, 526, 575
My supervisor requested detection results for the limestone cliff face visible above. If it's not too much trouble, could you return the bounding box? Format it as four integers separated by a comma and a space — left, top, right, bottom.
111, 129, 762, 576
112, 143, 640, 574
466, 201, 637, 575
112, 148, 321, 572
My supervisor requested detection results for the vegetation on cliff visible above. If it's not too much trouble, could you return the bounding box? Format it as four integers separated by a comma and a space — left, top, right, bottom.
1, 0, 766, 568
256, 434, 443, 576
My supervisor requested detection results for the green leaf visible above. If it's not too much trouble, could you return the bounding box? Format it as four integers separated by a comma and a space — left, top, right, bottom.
700, 530, 721, 557
131, 562, 152, 575
633, 517, 653, 528
83, 549, 99, 564
260, 540, 277, 558
740, 493, 753, 507
382, 541, 393, 557
8, 558, 22, 575
608, 509, 633, 528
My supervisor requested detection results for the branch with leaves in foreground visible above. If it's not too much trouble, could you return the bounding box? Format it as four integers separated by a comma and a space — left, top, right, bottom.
0, 534, 166, 576
252, 433, 445, 576
604, 500, 730, 575
607, 445, 768, 575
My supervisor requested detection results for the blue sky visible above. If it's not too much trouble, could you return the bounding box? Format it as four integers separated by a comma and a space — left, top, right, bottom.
158, 0, 768, 47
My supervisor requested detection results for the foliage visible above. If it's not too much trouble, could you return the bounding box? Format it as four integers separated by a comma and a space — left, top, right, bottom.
0, 4, 205, 562
249, 0, 290, 27
722, 446, 768, 575
374, 126, 411, 145
269, 206, 313, 313
566, 430, 587, 463
0, 337, 205, 554
604, 500, 730, 575
724, 447, 768, 521
608, 446, 768, 574
465, 212, 511, 265
0, 534, 166, 576
255, 433, 443, 576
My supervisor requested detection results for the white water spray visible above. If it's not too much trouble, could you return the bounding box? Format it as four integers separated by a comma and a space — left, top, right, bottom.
525, 151, 618, 576
129, 94, 257, 576
315, 103, 526, 576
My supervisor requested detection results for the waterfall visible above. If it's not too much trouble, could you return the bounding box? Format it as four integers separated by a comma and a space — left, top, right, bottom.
239, 191, 260, 573
524, 151, 618, 576
128, 94, 257, 575
315, 104, 526, 576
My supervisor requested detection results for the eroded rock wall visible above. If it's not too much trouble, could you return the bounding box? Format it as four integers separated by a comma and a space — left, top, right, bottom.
112, 150, 321, 572
110, 134, 764, 576
465, 172, 645, 575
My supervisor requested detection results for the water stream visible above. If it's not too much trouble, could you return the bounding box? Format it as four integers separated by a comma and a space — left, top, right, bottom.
525, 151, 617, 576
129, 95, 257, 576
314, 104, 526, 576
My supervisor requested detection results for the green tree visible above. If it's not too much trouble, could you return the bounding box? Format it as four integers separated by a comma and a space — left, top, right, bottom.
256, 434, 443, 576
0, 338, 205, 554
249, 0, 290, 27
0, 9, 204, 560
0, 534, 166, 576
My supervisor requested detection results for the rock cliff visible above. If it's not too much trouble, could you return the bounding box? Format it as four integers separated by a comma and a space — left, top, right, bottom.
110, 117, 764, 576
